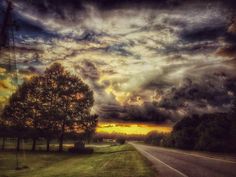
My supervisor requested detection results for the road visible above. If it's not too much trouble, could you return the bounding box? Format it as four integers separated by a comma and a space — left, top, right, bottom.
130, 143, 236, 177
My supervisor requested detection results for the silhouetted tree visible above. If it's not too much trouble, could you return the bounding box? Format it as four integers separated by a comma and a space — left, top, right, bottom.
195, 114, 230, 151
0, 120, 7, 150
25, 76, 45, 151
1, 63, 97, 152
225, 78, 236, 152
2, 84, 29, 151
43, 63, 96, 151
172, 115, 200, 150
145, 131, 166, 146
167, 113, 232, 152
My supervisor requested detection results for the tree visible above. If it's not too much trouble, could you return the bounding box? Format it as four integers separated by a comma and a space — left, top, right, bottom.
116, 138, 126, 145
43, 63, 96, 151
2, 77, 45, 151
1, 62, 98, 152
41, 107, 56, 152
25, 76, 45, 151
2, 84, 30, 151
0, 120, 7, 150
168, 113, 232, 152
172, 115, 200, 150
225, 78, 236, 152
145, 131, 165, 146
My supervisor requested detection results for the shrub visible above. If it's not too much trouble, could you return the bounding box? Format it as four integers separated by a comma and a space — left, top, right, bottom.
68, 147, 94, 154
145, 131, 167, 146
169, 113, 234, 152
116, 138, 126, 145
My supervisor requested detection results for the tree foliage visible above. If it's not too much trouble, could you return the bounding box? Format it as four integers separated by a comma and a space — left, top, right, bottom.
145, 131, 167, 146
161, 113, 235, 152
0, 63, 98, 152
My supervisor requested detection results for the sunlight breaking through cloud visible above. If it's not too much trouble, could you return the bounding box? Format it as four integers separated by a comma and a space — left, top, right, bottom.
0, 0, 235, 123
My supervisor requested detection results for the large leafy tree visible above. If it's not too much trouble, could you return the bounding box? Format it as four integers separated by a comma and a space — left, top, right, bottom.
44, 63, 96, 151
2, 76, 46, 151
0, 119, 7, 150
1, 63, 97, 152
25, 76, 45, 151
2, 83, 30, 151
168, 113, 233, 152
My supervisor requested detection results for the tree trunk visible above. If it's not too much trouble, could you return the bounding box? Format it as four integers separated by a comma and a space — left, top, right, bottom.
16, 137, 21, 152
46, 139, 50, 152
1, 137, 6, 151
32, 138, 36, 151
59, 121, 65, 152
59, 133, 64, 152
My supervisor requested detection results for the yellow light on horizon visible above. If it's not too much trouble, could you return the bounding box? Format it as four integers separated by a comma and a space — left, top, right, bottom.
96, 122, 172, 135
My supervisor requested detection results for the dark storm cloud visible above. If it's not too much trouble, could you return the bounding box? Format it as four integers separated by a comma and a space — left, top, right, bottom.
74, 60, 125, 120
160, 19, 229, 55
76, 60, 100, 81
160, 41, 219, 55
1, 0, 235, 123
12, 0, 181, 13
12, 0, 236, 12
1, 1, 56, 39
133, 64, 235, 120
159, 75, 234, 114
216, 17, 236, 58
13, 46, 43, 54
225, 33, 236, 46
125, 103, 169, 122
181, 26, 227, 42
144, 81, 172, 90
105, 44, 137, 58
217, 45, 236, 58
22, 55, 44, 66
98, 103, 125, 119
147, 21, 229, 55
165, 54, 189, 63
99, 102, 169, 123
16, 18, 47, 34
18, 66, 42, 75
12, 0, 86, 19
225, 77, 236, 93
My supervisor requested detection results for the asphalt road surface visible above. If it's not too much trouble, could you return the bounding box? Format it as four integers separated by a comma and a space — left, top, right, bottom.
130, 142, 236, 177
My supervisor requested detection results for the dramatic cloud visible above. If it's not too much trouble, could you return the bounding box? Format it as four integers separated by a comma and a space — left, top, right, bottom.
0, 0, 235, 122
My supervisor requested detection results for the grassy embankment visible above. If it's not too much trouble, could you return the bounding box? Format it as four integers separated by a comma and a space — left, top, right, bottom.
0, 143, 156, 177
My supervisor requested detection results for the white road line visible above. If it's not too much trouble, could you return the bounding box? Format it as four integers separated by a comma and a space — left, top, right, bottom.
143, 145, 236, 164
135, 146, 189, 177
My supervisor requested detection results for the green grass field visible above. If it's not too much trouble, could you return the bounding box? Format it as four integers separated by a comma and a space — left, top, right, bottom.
0, 144, 156, 177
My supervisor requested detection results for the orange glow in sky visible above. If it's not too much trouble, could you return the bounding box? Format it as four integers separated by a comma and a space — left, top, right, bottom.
96, 122, 172, 135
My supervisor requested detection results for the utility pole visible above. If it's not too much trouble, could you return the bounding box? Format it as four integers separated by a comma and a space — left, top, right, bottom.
0, 0, 20, 170
0, 0, 12, 49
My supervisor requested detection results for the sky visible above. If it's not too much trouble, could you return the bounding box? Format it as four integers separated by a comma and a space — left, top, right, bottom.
96, 121, 172, 135
0, 0, 236, 132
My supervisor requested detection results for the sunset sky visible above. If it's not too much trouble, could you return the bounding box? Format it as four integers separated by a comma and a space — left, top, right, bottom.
0, 0, 236, 134
96, 121, 172, 135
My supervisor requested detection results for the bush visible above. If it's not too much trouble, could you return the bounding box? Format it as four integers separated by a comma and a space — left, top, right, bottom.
145, 131, 166, 146
116, 138, 126, 145
161, 134, 174, 147
92, 136, 103, 143
168, 113, 234, 152
68, 147, 94, 154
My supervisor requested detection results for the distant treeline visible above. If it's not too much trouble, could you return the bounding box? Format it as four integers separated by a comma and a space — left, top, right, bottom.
0, 63, 97, 152
145, 111, 236, 153
93, 133, 146, 142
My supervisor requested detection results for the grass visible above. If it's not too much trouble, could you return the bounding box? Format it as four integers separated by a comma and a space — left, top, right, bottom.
0, 144, 156, 177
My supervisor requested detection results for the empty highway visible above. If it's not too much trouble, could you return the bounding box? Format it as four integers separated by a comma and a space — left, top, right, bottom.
131, 143, 236, 177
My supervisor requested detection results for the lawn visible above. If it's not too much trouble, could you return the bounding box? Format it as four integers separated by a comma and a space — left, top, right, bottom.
0, 144, 156, 177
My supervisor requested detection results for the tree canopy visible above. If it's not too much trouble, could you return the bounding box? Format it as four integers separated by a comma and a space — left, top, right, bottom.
1, 63, 98, 152
161, 113, 235, 152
